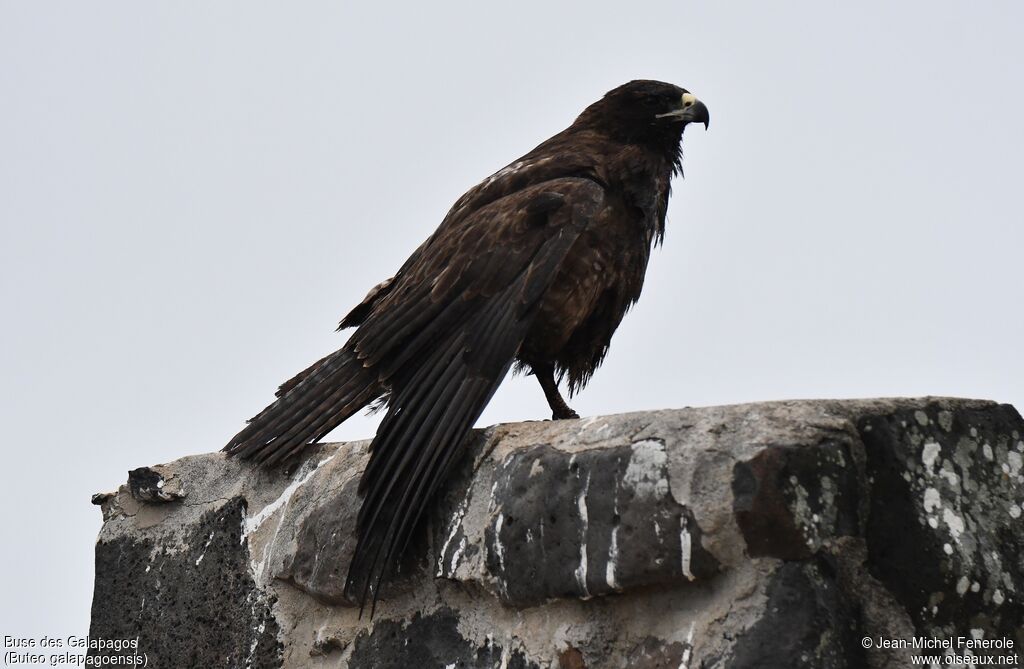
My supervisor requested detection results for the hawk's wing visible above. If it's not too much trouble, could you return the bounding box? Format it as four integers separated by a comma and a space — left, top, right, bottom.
345, 176, 606, 612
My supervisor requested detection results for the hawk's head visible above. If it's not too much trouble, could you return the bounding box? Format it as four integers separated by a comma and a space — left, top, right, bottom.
577, 80, 709, 152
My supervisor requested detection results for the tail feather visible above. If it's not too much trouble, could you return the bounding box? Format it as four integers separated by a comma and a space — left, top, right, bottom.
354, 374, 473, 610
356, 337, 467, 532
358, 333, 466, 495
256, 375, 377, 467
223, 347, 381, 466
226, 350, 349, 455
343, 281, 530, 615
353, 373, 505, 616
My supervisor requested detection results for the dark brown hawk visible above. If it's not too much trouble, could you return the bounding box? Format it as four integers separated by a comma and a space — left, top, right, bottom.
224, 80, 709, 614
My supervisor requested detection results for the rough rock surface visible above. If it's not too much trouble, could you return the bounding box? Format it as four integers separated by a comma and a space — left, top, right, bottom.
90, 398, 1024, 668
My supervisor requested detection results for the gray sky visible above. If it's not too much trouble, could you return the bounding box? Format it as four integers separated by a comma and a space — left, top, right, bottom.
2, 0, 1022, 637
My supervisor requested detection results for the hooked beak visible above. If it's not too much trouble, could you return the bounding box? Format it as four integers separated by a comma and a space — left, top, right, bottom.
656, 92, 710, 130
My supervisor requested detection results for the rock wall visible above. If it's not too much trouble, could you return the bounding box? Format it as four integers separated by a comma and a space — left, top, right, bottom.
89, 398, 1024, 668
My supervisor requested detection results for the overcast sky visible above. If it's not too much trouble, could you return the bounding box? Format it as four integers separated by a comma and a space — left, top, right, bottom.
2, 0, 1022, 638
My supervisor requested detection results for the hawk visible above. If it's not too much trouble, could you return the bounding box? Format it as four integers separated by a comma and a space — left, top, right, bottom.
224, 80, 710, 613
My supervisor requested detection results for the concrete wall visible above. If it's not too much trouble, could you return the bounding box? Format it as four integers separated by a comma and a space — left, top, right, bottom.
90, 398, 1024, 668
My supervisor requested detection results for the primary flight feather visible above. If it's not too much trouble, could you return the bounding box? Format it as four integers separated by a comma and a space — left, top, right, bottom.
224, 79, 709, 614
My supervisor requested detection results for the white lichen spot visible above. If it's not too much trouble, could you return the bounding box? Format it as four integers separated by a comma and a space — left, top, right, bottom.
943, 543, 953, 555
195, 531, 215, 566
956, 576, 970, 595
574, 471, 592, 597
438, 489, 473, 576
788, 480, 822, 550
971, 581, 981, 593
983, 443, 994, 461
242, 453, 337, 541
921, 442, 941, 471
1007, 451, 1023, 477
923, 487, 942, 513
942, 508, 965, 542
493, 514, 506, 575
928, 517, 939, 529
820, 476, 835, 509
680, 517, 695, 581
496, 643, 511, 669
1011, 505, 1022, 519
606, 491, 620, 590
679, 621, 696, 669
993, 589, 1005, 606
448, 536, 468, 576
915, 411, 930, 426
246, 620, 266, 666
623, 440, 669, 498
487, 479, 500, 513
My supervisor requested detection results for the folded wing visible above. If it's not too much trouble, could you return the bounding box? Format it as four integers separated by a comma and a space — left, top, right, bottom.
345, 177, 606, 613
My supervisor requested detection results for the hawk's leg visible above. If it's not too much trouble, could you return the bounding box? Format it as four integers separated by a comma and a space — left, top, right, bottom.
534, 364, 579, 420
